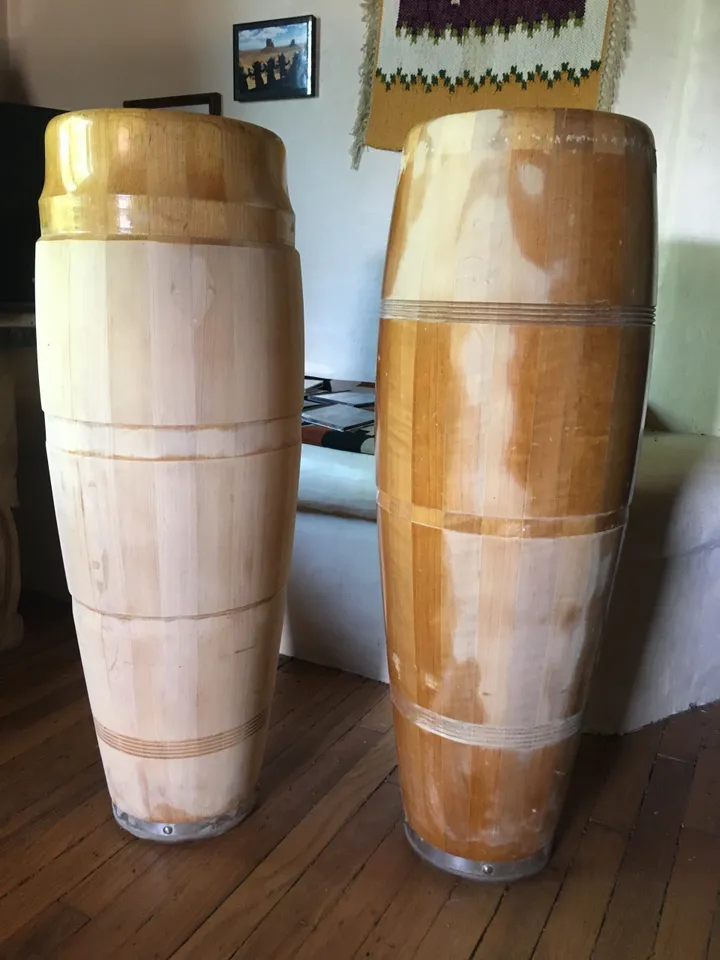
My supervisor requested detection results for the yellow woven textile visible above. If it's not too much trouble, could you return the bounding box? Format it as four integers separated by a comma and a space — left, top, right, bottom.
352, 0, 630, 166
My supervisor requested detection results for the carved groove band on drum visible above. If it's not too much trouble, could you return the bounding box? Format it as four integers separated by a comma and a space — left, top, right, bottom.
94, 711, 269, 759
377, 493, 627, 538
73, 593, 280, 623
392, 692, 583, 750
44, 414, 301, 462
381, 300, 656, 325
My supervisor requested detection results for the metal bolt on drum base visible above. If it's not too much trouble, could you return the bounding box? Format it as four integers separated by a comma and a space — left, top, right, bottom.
112, 793, 257, 843
404, 823, 550, 883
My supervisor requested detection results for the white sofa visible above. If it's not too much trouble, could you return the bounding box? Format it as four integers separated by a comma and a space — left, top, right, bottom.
282, 434, 720, 735
281, 446, 387, 682
586, 433, 720, 732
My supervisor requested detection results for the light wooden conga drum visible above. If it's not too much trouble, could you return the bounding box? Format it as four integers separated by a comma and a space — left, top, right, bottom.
35, 110, 303, 841
377, 109, 656, 880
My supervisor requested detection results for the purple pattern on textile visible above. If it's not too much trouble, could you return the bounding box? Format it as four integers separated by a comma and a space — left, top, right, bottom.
397, 0, 586, 33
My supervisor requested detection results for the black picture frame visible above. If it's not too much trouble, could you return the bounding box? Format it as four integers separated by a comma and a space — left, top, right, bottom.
233, 15, 318, 103
122, 93, 223, 115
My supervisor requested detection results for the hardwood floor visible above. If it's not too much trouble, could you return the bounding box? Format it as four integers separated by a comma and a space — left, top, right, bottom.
1, 599, 720, 959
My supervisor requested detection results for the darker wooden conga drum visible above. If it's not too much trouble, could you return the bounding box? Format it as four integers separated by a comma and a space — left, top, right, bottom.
35, 110, 303, 841
377, 109, 656, 880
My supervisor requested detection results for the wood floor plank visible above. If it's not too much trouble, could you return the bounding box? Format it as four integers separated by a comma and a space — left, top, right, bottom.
472, 876, 558, 960
472, 735, 616, 960
264, 670, 366, 767
0, 821, 128, 942
412, 881, 505, 960
269, 660, 344, 729
0, 677, 86, 736
0, 786, 109, 898
233, 782, 403, 960
590, 722, 664, 834
0, 683, 90, 766
0, 901, 89, 960
0, 640, 79, 696
358, 693, 393, 733
292, 822, 417, 960
261, 679, 387, 799
0, 722, 100, 832
352, 856, 456, 960
707, 900, 720, 960
0, 661, 83, 721
652, 828, 720, 960
57, 727, 384, 960
592, 755, 695, 960
659, 703, 720, 763
532, 823, 626, 960
57, 664, 358, 919
172, 738, 398, 960
685, 746, 720, 837
8, 605, 720, 960
0, 758, 104, 850
63, 681, 386, 924
63, 836, 170, 918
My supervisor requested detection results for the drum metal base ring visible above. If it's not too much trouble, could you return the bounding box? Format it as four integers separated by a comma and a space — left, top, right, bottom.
404, 822, 550, 883
112, 793, 256, 843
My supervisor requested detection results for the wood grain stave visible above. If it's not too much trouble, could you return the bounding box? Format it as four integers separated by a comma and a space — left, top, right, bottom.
377, 108, 656, 869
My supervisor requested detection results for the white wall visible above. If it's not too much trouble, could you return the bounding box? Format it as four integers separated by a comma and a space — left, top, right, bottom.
6, 0, 720, 422
615, 0, 720, 435
5, 0, 400, 382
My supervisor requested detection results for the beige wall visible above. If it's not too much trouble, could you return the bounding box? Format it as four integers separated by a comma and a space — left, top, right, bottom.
6, 0, 720, 429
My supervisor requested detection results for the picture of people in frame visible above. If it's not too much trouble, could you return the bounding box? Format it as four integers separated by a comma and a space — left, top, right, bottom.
233, 16, 318, 102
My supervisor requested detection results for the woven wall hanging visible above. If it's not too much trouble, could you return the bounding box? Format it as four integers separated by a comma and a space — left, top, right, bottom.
352, 0, 632, 167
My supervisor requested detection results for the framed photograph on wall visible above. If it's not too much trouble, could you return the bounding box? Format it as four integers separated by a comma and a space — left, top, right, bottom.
233, 15, 318, 102
123, 93, 222, 115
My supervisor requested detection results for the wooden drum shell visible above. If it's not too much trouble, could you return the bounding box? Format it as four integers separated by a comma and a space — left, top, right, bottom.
377, 109, 656, 873
35, 110, 303, 835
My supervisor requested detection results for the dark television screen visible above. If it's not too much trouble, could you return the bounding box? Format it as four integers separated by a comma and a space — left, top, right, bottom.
0, 102, 65, 312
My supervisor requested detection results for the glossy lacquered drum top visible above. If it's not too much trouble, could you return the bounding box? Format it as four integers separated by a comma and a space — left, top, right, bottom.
35, 109, 304, 841
377, 108, 656, 879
